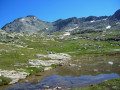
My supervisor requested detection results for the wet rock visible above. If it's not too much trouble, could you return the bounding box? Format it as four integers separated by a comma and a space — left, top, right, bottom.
25, 80, 29, 83
69, 64, 78, 67
43, 85, 49, 89
108, 61, 113, 65
54, 87, 62, 90
93, 69, 98, 72
44, 67, 52, 71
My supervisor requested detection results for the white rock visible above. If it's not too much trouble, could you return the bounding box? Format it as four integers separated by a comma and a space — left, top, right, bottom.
0, 70, 1, 76
48, 53, 71, 60
0, 70, 30, 84
20, 54, 24, 55
27, 48, 34, 49
93, 69, 98, 72
15, 45, 24, 48
44, 67, 52, 71
108, 61, 113, 65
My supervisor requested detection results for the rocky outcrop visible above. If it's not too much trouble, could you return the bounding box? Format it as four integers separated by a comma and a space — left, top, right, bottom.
29, 53, 71, 69
0, 70, 30, 84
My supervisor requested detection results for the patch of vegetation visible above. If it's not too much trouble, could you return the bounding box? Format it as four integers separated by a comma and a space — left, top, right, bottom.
35, 73, 42, 76
24, 67, 44, 74
51, 64, 57, 67
0, 76, 11, 86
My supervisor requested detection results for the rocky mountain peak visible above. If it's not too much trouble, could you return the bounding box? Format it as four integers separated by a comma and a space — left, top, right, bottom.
112, 9, 120, 20
26, 15, 36, 17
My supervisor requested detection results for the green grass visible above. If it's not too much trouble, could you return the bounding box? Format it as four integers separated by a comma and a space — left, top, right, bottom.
0, 76, 11, 86
0, 30, 120, 70
70, 78, 120, 90
24, 67, 44, 74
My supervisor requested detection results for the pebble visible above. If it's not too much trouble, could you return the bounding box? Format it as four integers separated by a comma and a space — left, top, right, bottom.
108, 62, 113, 65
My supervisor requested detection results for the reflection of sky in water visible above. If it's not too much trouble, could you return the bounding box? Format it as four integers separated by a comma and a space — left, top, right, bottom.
4, 73, 120, 90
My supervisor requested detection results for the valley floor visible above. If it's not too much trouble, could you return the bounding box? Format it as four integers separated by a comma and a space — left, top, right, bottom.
0, 29, 120, 89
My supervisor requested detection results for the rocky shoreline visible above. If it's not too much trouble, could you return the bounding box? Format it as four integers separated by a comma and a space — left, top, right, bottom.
0, 53, 71, 85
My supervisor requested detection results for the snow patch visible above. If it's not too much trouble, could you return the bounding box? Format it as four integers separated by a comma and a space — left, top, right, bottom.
64, 32, 70, 36
106, 26, 111, 29
90, 20, 95, 23
67, 27, 78, 31
20, 18, 25, 21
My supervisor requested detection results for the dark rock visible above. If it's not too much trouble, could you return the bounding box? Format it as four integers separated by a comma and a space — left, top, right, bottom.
112, 9, 120, 20
105, 38, 120, 41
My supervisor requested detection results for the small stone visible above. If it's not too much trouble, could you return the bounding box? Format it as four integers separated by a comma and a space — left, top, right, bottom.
108, 61, 113, 65
93, 69, 98, 72
43, 85, 49, 89
55, 87, 62, 90
0, 79, 2, 82
25, 80, 29, 83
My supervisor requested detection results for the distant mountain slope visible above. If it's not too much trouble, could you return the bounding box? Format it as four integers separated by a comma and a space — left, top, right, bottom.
1, 9, 120, 34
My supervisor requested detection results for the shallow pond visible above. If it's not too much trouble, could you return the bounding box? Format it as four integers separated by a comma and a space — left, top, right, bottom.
1, 53, 120, 90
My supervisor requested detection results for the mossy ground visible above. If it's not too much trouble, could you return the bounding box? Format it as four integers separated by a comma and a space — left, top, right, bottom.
0, 76, 11, 86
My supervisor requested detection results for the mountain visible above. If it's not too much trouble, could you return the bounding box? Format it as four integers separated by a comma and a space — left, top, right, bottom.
111, 9, 120, 20
1, 9, 120, 34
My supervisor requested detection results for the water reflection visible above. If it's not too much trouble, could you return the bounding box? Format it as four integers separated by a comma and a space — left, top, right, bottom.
3, 73, 120, 90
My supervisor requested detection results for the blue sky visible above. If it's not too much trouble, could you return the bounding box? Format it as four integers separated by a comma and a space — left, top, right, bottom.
0, 0, 120, 28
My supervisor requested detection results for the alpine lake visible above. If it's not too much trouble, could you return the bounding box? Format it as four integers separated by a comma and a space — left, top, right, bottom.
1, 53, 120, 90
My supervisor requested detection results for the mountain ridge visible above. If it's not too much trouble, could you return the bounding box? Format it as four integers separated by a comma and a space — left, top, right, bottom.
1, 9, 120, 34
